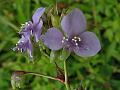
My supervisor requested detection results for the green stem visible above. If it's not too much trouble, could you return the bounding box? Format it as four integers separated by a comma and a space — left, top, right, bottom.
64, 60, 70, 90
26, 72, 64, 83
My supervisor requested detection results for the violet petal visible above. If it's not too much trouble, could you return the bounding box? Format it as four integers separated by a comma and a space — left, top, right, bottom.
43, 27, 63, 50
20, 21, 33, 38
16, 35, 33, 58
61, 8, 86, 37
33, 20, 43, 42
32, 7, 45, 24
74, 31, 101, 57
27, 39, 33, 58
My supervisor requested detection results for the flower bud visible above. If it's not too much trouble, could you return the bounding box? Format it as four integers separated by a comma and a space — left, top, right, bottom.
51, 15, 60, 28
11, 71, 26, 89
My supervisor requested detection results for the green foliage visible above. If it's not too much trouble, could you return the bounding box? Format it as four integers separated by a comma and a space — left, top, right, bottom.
0, 0, 120, 90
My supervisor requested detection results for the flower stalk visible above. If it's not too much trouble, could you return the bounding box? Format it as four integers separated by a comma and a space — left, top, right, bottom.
26, 72, 64, 83
64, 60, 71, 90
11, 70, 65, 89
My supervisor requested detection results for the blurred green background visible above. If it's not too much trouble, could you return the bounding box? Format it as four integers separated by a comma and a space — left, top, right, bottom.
0, 0, 120, 90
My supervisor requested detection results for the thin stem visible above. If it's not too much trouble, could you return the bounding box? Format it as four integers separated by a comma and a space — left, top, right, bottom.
26, 72, 64, 83
64, 60, 70, 90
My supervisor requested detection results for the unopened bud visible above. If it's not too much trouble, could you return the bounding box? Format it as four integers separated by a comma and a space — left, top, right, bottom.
11, 71, 26, 89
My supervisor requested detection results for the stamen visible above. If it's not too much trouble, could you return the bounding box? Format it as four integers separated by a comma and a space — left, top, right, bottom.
27, 23, 30, 26
74, 36, 77, 39
63, 37, 65, 39
75, 43, 78, 46
21, 41, 24, 43
25, 22, 28, 25
62, 37, 69, 43
74, 40, 77, 42
72, 39, 75, 41
66, 38, 68, 41
78, 37, 81, 41
62, 40, 64, 43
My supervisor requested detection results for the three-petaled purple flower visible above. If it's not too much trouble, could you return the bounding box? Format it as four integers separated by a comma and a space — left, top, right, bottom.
43, 9, 101, 57
14, 7, 45, 58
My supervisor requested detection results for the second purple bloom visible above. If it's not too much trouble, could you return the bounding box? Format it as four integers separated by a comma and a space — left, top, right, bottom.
43, 9, 101, 57
14, 7, 45, 58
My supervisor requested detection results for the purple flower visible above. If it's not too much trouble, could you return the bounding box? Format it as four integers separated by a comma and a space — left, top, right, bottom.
20, 7, 45, 42
43, 9, 101, 57
14, 7, 45, 58
13, 35, 33, 58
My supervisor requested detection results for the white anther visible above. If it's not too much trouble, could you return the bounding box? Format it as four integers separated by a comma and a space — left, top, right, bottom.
21, 41, 24, 43
74, 36, 77, 39
63, 37, 66, 40
72, 38, 75, 41
74, 40, 77, 42
66, 38, 68, 41
27, 23, 30, 26
78, 38, 81, 41
75, 43, 78, 46
62, 40, 64, 43
25, 22, 28, 25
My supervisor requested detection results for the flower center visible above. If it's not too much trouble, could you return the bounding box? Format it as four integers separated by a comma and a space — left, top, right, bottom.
71, 36, 81, 46
62, 37, 68, 43
61, 36, 81, 46
61, 36, 82, 51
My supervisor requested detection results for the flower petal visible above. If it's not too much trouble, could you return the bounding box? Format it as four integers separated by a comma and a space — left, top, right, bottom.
61, 8, 86, 37
74, 31, 101, 57
15, 35, 33, 58
32, 7, 45, 24
27, 39, 33, 58
33, 20, 43, 42
20, 21, 33, 38
43, 28, 63, 50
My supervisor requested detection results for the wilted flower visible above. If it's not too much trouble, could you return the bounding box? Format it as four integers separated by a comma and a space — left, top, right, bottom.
20, 7, 45, 42
11, 71, 26, 89
43, 9, 101, 57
